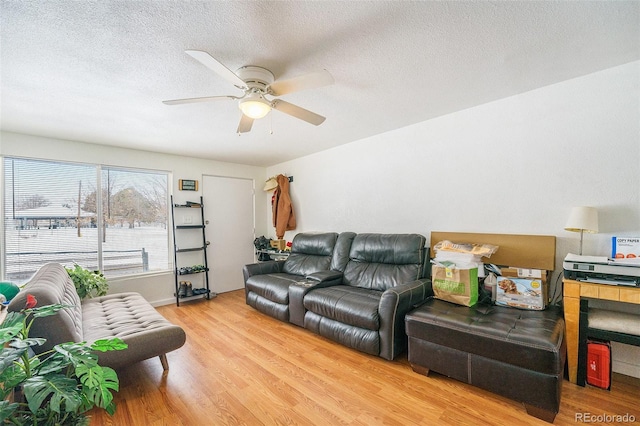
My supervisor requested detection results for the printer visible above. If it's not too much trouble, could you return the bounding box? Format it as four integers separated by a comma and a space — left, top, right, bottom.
563, 253, 640, 286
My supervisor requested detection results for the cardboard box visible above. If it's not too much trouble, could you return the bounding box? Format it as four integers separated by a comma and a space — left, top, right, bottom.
432, 265, 478, 307
612, 237, 640, 259
499, 266, 549, 306
496, 276, 546, 310
499, 267, 547, 281
270, 239, 286, 251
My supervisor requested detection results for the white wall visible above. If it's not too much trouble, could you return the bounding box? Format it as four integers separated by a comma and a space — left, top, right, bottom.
0, 132, 270, 305
267, 61, 640, 377
1, 61, 638, 376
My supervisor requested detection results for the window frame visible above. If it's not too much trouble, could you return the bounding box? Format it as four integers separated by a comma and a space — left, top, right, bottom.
1, 155, 173, 281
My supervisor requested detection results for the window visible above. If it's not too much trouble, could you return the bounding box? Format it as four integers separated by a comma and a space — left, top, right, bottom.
3, 157, 170, 283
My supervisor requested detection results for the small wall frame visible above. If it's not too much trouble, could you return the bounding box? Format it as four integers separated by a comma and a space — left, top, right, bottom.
178, 179, 198, 191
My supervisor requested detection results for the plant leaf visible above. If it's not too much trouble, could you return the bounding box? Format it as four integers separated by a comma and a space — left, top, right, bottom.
1, 311, 26, 327
54, 342, 98, 368
76, 365, 119, 411
100, 366, 120, 392
23, 374, 82, 414
0, 346, 27, 372
75, 364, 101, 389
30, 304, 75, 318
34, 353, 70, 376
0, 313, 25, 344
10, 336, 46, 349
0, 362, 27, 399
67, 265, 108, 299
91, 338, 128, 352
0, 399, 20, 423
75, 415, 92, 426
105, 400, 117, 416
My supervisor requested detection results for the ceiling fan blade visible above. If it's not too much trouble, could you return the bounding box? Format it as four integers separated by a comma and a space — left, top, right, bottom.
237, 113, 254, 133
163, 95, 239, 105
267, 70, 334, 96
185, 50, 248, 90
271, 99, 326, 126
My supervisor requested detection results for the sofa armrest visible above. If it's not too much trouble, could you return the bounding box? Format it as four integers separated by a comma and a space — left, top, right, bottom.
306, 270, 343, 285
242, 261, 284, 282
378, 278, 433, 360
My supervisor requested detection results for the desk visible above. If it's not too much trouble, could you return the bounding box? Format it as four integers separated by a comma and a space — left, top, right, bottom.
563, 279, 640, 384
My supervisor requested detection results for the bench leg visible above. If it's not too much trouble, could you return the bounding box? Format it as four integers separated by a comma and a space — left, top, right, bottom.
410, 364, 431, 377
159, 354, 169, 370
524, 403, 556, 423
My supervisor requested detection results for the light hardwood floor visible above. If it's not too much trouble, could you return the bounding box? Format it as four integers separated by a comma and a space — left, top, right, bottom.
89, 290, 640, 425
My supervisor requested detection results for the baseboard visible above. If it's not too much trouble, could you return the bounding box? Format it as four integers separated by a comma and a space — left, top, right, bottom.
151, 297, 176, 307
612, 341, 640, 378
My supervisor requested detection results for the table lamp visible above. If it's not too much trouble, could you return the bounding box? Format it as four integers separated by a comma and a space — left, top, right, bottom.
564, 206, 599, 255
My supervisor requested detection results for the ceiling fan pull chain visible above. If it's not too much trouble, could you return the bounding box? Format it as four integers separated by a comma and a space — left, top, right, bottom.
270, 113, 274, 135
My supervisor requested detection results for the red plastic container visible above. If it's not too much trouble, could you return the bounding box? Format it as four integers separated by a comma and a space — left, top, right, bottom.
587, 340, 611, 390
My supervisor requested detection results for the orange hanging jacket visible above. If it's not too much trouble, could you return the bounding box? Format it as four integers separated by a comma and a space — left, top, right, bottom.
272, 174, 296, 239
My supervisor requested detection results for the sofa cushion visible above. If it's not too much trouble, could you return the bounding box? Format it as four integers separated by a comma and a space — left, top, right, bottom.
282, 232, 338, 276
82, 292, 186, 369
343, 233, 426, 291
330, 232, 356, 272
304, 311, 380, 355
303, 285, 382, 330
246, 292, 290, 322
405, 299, 565, 374
8, 263, 83, 354
245, 273, 302, 304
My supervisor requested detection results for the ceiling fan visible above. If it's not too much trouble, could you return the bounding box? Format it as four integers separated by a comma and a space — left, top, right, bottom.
163, 50, 334, 133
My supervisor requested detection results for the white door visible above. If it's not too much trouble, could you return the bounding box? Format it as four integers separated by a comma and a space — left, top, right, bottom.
202, 175, 255, 294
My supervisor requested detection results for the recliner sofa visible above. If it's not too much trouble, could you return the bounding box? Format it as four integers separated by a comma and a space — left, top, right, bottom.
243, 232, 431, 360
244, 232, 340, 322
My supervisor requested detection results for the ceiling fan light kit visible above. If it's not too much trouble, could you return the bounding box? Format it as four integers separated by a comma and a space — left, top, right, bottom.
238, 94, 271, 119
164, 50, 334, 133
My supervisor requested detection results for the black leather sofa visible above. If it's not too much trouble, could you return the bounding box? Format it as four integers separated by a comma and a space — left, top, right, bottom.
243, 232, 431, 360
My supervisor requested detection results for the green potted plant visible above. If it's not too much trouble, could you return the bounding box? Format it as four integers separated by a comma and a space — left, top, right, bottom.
65, 264, 108, 299
0, 294, 126, 425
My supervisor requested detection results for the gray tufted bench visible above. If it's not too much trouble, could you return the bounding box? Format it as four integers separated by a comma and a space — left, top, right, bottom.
8, 263, 186, 370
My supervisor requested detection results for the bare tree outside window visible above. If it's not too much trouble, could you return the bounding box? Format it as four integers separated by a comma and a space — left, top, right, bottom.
16, 194, 50, 209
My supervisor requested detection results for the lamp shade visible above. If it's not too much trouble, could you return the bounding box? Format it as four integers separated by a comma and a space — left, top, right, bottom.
564, 206, 599, 234
239, 96, 271, 119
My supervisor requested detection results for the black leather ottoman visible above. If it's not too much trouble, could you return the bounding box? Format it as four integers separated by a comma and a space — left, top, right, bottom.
406, 298, 566, 423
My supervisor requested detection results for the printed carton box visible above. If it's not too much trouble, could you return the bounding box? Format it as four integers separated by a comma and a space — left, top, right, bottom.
496, 276, 546, 310
499, 267, 548, 304
612, 237, 640, 259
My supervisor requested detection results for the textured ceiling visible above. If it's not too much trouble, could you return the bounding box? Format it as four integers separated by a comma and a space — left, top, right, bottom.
1, 1, 639, 167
